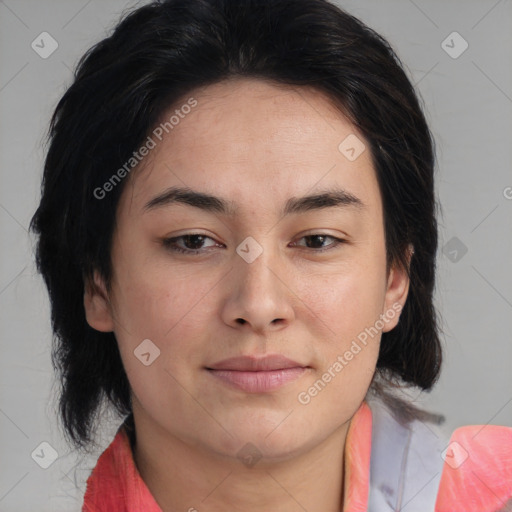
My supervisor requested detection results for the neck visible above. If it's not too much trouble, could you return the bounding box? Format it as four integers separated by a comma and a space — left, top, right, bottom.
132, 409, 349, 512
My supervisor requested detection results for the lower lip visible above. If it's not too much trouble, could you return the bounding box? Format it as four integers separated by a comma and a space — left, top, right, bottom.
207, 367, 307, 393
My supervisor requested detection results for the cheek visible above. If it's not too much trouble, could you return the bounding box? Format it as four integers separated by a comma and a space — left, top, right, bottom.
109, 265, 219, 395
110, 262, 215, 341
296, 264, 387, 341
293, 262, 386, 403
293, 270, 384, 428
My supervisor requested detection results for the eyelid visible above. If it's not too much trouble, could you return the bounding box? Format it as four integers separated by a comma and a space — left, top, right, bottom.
289, 233, 346, 251
162, 231, 347, 255
162, 232, 221, 253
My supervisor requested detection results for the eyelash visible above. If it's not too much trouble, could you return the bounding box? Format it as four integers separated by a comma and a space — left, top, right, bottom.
162, 233, 346, 255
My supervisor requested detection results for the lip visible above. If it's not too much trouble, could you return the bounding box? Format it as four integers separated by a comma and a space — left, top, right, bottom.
207, 354, 305, 371
206, 355, 309, 393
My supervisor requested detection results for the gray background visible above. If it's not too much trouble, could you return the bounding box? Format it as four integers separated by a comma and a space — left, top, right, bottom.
1, 0, 511, 510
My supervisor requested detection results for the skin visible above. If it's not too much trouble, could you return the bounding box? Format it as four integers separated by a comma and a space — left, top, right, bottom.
84, 77, 410, 512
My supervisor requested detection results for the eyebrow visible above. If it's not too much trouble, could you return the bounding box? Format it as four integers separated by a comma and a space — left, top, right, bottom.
143, 185, 365, 217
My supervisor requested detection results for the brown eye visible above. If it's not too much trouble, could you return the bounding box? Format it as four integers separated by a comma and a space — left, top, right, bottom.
292, 234, 345, 252
162, 234, 220, 254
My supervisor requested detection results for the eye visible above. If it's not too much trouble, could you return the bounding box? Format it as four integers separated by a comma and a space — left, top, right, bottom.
162, 233, 221, 254
291, 234, 345, 252
162, 232, 345, 256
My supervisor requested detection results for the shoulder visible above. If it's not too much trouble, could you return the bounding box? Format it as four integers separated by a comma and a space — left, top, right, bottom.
82, 424, 162, 511
435, 424, 512, 512
367, 395, 512, 512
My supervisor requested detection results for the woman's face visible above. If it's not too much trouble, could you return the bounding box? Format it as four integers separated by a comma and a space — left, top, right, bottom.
85, 77, 409, 463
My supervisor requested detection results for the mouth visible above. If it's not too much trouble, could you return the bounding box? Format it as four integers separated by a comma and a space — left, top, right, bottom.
205, 354, 309, 393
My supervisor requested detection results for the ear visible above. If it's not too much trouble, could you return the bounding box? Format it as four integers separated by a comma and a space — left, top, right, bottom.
83, 271, 115, 332
382, 244, 413, 333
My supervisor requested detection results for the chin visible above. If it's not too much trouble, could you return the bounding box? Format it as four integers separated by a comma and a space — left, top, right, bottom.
207, 415, 318, 464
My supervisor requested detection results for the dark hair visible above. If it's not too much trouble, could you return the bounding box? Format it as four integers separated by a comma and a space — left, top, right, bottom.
30, 0, 441, 450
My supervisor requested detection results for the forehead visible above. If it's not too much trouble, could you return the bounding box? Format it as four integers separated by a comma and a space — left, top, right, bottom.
121, 78, 381, 218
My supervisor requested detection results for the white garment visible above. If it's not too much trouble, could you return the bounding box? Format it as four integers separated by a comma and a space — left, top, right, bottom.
367, 397, 448, 511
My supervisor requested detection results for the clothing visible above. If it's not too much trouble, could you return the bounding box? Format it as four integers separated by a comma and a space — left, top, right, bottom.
82, 399, 512, 511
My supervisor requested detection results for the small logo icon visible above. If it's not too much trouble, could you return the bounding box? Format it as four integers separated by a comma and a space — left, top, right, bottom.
441, 32, 468, 59
338, 134, 366, 161
31, 32, 59, 59
236, 442, 262, 468
31, 441, 59, 469
236, 236, 263, 263
441, 441, 469, 469
134, 338, 161, 366
503, 186, 512, 200
442, 236, 468, 263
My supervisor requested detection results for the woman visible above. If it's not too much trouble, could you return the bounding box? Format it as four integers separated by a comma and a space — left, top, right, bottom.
30, 0, 512, 510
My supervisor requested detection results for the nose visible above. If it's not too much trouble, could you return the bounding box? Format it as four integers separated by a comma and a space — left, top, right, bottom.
220, 241, 295, 334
